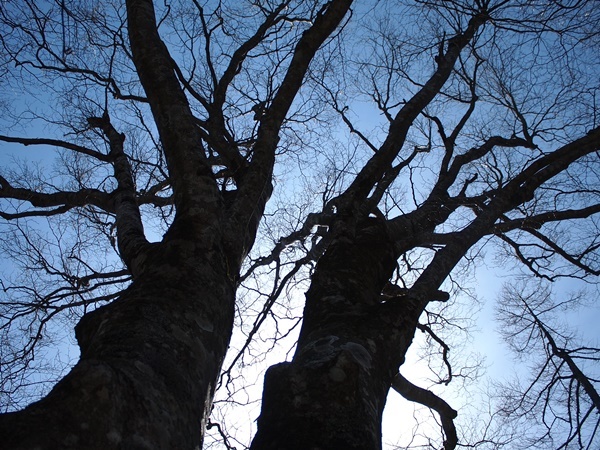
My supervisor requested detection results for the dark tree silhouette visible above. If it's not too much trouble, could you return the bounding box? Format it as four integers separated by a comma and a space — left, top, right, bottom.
494, 281, 600, 449
0, 0, 598, 449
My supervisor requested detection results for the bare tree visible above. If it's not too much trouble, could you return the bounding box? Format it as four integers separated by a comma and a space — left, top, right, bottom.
0, 0, 599, 449
246, 0, 600, 448
0, 0, 353, 447
494, 281, 600, 449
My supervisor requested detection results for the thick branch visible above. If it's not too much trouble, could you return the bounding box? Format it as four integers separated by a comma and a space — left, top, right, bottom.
87, 112, 150, 277
510, 127, 600, 199
340, 11, 489, 212
492, 205, 600, 233
226, 0, 353, 258
410, 128, 600, 301
0, 175, 113, 216
392, 373, 458, 450
126, 0, 219, 221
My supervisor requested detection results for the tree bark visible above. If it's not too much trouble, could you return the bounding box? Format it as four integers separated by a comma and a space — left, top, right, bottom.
0, 238, 235, 450
250, 219, 423, 450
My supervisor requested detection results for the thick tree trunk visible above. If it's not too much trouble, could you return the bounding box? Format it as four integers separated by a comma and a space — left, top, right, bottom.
0, 239, 235, 450
250, 219, 423, 450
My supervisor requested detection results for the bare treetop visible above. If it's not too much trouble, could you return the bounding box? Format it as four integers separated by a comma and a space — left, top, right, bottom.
0, 1, 598, 449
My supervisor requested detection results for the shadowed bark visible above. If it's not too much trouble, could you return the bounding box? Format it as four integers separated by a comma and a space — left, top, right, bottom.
0, 0, 353, 448
250, 219, 423, 450
0, 0, 599, 449
1, 232, 236, 449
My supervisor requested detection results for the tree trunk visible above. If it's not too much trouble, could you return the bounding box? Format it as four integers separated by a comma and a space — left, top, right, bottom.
0, 239, 235, 450
250, 219, 422, 450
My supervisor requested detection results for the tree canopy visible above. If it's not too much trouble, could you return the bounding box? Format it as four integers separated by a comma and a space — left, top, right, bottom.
0, 0, 599, 449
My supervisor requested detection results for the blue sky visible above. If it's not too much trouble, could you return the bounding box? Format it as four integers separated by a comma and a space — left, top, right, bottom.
1, 1, 600, 448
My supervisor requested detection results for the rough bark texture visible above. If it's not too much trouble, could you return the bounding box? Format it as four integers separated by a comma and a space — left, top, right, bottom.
0, 0, 356, 447
250, 219, 423, 450
0, 237, 235, 449
250, 19, 493, 448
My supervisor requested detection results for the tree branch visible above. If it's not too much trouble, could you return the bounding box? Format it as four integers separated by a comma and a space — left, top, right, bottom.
225, 0, 353, 259
126, 0, 219, 221
87, 111, 150, 277
0, 135, 111, 162
339, 11, 490, 212
0, 175, 113, 215
392, 373, 458, 450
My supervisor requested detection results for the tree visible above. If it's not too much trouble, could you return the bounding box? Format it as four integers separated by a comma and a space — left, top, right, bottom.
0, 0, 598, 449
494, 280, 600, 449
